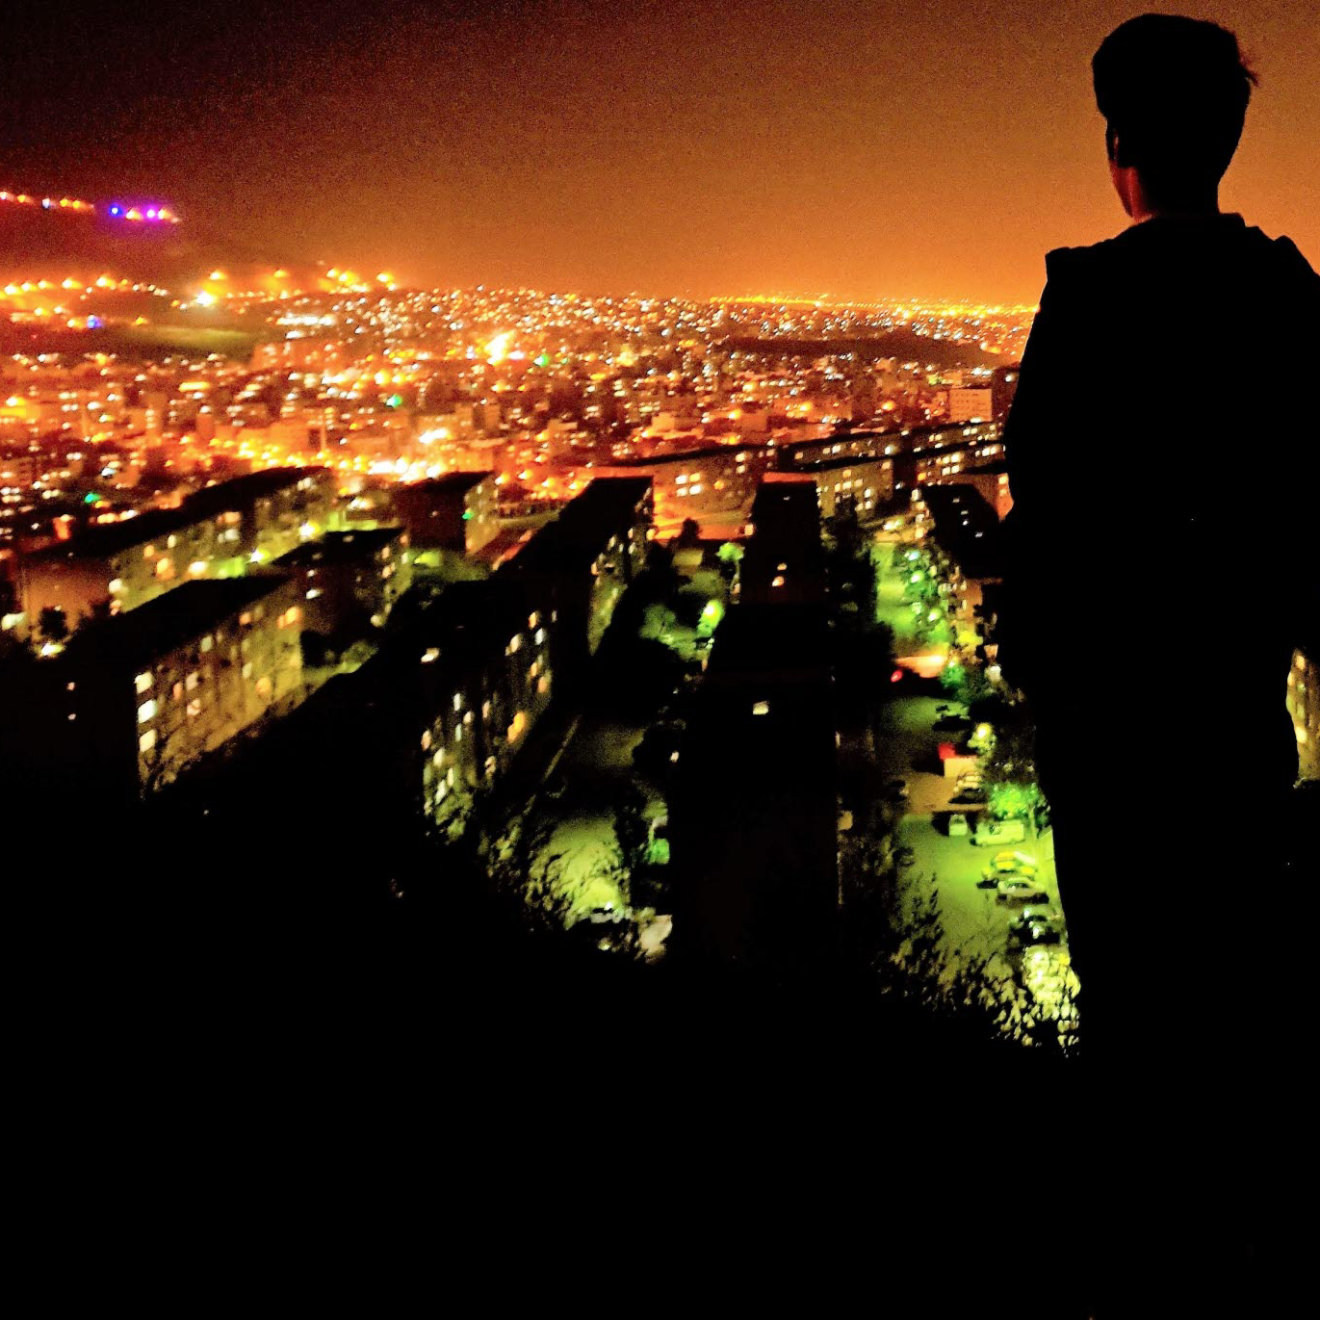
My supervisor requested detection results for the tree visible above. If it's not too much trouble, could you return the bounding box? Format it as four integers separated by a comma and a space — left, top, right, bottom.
982, 704, 1038, 789
38, 607, 69, 646
612, 783, 651, 884
675, 518, 701, 549
715, 541, 744, 584
639, 601, 678, 643
836, 839, 1077, 1058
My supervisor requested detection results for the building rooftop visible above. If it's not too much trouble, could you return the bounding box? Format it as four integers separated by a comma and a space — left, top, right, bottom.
273, 527, 404, 568
506, 477, 651, 576
787, 452, 893, 473
67, 575, 291, 670
751, 480, 821, 535
26, 466, 330, 563
400, 471, 491, 496
599, 447, 767, 469
919, 484, 1004, 579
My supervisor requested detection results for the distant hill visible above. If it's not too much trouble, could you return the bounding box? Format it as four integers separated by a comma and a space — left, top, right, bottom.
0, 318, 263, 360
1, 199, 316, 358
717, 328, 998, 369
0, 199, 319, 290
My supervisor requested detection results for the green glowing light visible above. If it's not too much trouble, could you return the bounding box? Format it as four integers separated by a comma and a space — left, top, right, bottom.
83, 491, 99, 504
386, 393, 403, 408
535, 352, 551, 368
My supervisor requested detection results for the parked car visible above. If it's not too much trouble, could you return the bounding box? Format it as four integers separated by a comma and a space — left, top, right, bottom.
972, 817, 1028, 846
981, 849, 1039, 880
951, 786, 988, 805
956, 771, 983, 789
1009, 907, 1065, 939
996, 877, 1050, 905
947, 811, 969, 837
1014, 904, 1062, 926
1011, 918, 1065, 946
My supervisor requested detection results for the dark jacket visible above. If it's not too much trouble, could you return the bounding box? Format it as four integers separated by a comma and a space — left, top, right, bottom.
1000, 214, 1319, 791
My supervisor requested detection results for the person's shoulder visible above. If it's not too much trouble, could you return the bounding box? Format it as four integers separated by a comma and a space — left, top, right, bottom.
1042, 233, 1128, 287
1252, 229, 1320, 288
1045, 236, 1119, 277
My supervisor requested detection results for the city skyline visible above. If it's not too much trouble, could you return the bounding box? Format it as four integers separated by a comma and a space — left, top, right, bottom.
5, 0, 1317, 303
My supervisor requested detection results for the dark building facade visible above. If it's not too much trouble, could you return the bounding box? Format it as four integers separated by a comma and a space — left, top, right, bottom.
671, 479, 837, 970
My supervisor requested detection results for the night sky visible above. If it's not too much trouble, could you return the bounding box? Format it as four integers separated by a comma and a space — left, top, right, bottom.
5, 0, 1317, 301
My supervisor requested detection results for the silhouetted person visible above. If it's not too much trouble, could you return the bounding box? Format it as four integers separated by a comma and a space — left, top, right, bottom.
1000, 14, 1319, 1312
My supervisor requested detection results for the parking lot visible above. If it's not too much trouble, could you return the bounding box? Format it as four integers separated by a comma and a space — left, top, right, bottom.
869, 530, 1079, 1027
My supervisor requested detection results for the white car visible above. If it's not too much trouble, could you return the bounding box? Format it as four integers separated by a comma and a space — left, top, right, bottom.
996, 877, 1050, 905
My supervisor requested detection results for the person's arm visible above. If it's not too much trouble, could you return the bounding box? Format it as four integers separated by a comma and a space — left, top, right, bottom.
998, 258, 1074, 702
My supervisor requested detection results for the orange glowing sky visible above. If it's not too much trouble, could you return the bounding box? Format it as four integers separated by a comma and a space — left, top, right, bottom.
6, 0, 1317, 303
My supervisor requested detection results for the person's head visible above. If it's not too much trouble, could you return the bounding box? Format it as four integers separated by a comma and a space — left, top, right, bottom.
1093, 14, 1256, 217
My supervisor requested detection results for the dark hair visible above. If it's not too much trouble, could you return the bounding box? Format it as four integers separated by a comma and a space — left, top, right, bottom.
1093, 14, 1257, 204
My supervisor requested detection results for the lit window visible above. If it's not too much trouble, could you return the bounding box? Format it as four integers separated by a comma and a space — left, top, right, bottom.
453, 693, 463, 712
134, 672, 153, 694
186, 698, 202, 718
752, 701, 770, 716
137, 699, 157, 724
139, 729, 157, 754
200, 634, 213, 653
537, 676, 549, 695
421, 730, 432, 751
422, 648, 439, 663
108, 578, 124, 594
186, 671, 200, 691
508, 634, 522, 653
528, 612, 540, 629
507, 710, 527, 743
771, 575, 785, 588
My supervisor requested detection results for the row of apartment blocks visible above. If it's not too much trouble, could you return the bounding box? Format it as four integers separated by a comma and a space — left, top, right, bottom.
13, 573, 306, 796
14, 467, 339, 627
571, 420, 1002, 535
409, 475, 651, 829
222, 475, 654, 837
7, 461, 651, 805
